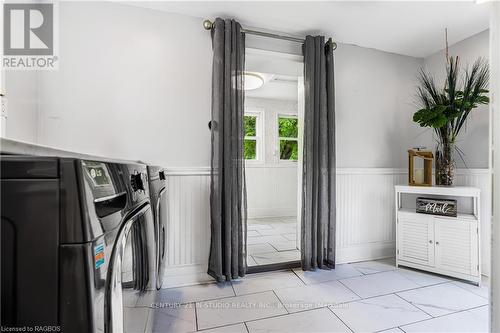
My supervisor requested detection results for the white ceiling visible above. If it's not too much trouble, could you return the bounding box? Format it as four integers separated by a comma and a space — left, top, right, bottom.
130, 1, 490, 58
246, 73, 299, 101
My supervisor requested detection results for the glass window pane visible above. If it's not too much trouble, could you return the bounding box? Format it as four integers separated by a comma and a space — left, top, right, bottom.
244, 116, 257, 136
280, 140, 298, 160
278, 117, 298, 138
244, 139, 257, 160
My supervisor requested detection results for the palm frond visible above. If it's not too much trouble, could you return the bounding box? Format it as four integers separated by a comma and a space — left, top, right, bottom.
413, 56, 489, 143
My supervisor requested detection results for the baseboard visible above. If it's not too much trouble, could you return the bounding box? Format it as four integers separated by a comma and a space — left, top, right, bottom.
336, 241, 396, 264
161, 264, 214, 288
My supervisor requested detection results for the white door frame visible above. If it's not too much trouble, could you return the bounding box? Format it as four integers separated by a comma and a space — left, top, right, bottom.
297, 77, 305, 249
491, 2, 500, 332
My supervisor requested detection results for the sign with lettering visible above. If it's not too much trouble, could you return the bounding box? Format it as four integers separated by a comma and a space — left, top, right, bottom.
416, 197, 457, 217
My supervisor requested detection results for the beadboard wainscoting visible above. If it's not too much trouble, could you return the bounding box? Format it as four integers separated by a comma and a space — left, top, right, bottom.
162, 167, 491, 287
246, 164, 298, 218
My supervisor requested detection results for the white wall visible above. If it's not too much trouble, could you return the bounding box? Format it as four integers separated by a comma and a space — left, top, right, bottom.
30, 2, 212, 167
245, 97, 298, 218
423, 30, 490, 168
4, 71, 39, 143
335, 45, 427, 168
3, 1, 425, 169
2, 3, 488, 171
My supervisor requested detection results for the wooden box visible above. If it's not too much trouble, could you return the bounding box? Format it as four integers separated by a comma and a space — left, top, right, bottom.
408, 149, 433, 186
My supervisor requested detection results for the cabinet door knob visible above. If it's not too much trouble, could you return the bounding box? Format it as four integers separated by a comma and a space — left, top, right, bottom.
436, 241, 440, 245
429, 240, 433, 244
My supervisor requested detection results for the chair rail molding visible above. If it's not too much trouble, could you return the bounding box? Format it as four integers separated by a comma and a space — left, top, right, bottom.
161, 167, 491, 287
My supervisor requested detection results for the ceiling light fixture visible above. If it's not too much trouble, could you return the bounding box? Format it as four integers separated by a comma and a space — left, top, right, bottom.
244, 72, 265, 91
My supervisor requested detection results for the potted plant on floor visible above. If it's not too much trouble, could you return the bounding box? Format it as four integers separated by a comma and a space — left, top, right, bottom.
412, 56, 489, 185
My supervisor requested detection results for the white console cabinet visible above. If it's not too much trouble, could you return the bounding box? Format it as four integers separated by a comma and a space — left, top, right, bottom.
395, 185, 481, 285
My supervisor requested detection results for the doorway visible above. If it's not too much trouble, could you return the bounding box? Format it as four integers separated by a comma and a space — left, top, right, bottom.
243, 48, 304, 270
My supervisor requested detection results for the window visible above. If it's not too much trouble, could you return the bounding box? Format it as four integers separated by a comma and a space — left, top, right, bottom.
244, 111, 262, 160
278, 115, 298, 161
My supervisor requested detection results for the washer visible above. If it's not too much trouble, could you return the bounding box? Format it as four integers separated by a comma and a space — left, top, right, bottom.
147, 165, 168, 290
1, 155, 156, 332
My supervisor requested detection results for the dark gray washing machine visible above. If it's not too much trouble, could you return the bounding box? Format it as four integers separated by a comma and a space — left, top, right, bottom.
147, 165, 167, 290
1, 155, 157, 332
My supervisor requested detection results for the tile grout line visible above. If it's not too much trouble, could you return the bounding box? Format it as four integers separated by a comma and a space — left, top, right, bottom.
193, 289, 296, 329
196, 321, 250, 332
157, 260, 487, 331
153, 292, 246, 308
134, 294, 232, 309
230, 280, 237, 297
393, 279, 489, 313
194, 302, 299, 330
334, 279, 455, 304
198, 301, 487, 333
151, 264, 460, 310
196, 275, 486, 332
194, 302, 199, 332
290, 268, 308, 286
337, 279, 363, 300
393, 290, 437, 318
271, 289, 290, 314
290, 277, 480, 309
184, 266, 455, 311
348, 264, 370, 276
326, 306, 355, 333
239, 303, 351, 328
393, 303, 489, 331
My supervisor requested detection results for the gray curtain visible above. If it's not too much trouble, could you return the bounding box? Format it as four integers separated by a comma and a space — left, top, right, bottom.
208, 18, 247, 282
301, 35, 336, 270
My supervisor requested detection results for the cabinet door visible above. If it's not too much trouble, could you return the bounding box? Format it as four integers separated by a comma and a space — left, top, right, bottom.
398, 214, 434, 267
434, 218, 479, 276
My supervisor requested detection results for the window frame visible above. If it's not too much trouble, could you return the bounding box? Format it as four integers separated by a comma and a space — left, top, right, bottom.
276, 113, 299, 163
244, 108, 264, 163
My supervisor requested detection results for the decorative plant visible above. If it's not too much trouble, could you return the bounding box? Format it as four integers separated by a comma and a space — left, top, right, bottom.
413, 56, 489, 185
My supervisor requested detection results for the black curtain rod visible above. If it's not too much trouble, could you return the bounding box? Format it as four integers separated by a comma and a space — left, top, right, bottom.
203, 19, 337, 50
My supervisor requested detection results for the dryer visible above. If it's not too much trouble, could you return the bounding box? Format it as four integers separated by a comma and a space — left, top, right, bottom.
146, 165, 168, 290
1, 155, 156, 332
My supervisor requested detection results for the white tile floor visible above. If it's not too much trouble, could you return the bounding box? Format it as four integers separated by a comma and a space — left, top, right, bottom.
246, 217, 300, 266
142, 258, 489, 333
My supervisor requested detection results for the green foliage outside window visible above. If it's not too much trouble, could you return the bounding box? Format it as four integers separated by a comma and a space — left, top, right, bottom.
244, 116, 256, 136
278, 117, 298, 138
244, 140, 256, 160
244, 115, 257, 160
280, 140, 298, 160
278, 117, 298, 161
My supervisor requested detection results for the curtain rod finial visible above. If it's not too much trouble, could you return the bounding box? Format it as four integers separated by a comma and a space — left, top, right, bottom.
203, 19, 213, 30
327, 38, 338, 51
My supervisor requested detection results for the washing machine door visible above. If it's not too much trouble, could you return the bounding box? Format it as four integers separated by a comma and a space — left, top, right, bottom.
105, 204, 156, 333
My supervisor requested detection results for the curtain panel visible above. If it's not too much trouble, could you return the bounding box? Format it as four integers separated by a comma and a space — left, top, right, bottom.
208, 18, 247, 282
301, 35, 336, 270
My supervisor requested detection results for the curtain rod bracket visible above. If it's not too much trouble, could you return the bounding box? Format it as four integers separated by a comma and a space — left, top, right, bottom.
203, 19, 213, 30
